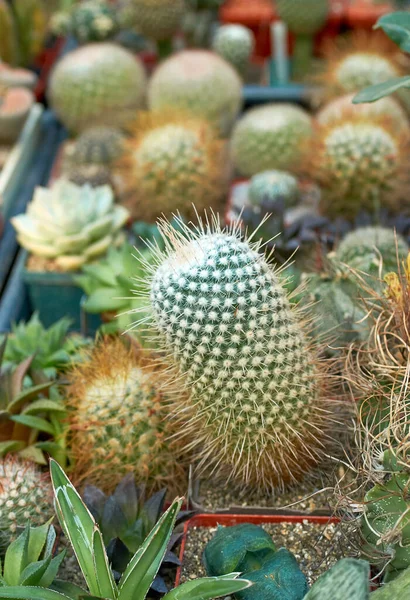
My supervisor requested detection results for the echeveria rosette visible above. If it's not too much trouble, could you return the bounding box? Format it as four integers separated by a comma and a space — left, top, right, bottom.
12, 179, 129, 271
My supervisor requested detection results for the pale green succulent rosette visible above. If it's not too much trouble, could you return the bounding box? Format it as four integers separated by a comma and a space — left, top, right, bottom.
12, 179, 129, 271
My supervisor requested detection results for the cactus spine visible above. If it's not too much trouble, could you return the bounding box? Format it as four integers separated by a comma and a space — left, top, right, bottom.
142, 218, 334, 490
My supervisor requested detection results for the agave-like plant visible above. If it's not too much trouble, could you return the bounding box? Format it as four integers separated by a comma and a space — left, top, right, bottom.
0, 461, 252, 600
0, 313, 89, 380
11, 179, 129, 271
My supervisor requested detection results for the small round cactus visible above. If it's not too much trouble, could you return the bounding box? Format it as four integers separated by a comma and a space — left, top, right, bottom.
319, 32, 402, 98
148, 50, 243, 137
118, 111, 229, 222
0, 457, 54, 549
310, 117, 406, 219
316, 94, 409, 135
66, 164, 114, 189
71, 126, 126, 166
248, 170, 299, 208
231, 104, 313, 177
140, 218, 335, 490
49, 43, 147, 134
130, 0, 185, 40
68, 0, 118, 43
334, 227, 408, 276
67, 338, 186, 494
212, 25, 255, 75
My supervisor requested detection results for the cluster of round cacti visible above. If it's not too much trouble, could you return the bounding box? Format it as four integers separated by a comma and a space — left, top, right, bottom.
71, 126, 126, 166
144, 219, 334, 490
49, 43, 146, 133
130, 0, 185, 41
248, 170, 299, 208
118, 111, 229, 222
67, 338, 186, 494
64, 0, 119, 43
310, 116, 406, 219
212, 25, 255, 75
231, 103, 313, 177
0, 457, 54, 549
148, 50, 243, 137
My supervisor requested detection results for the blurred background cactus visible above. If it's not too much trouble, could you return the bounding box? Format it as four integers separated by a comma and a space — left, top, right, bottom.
248, 170, 299, 208
118, 111, 229, 222
48, 42, 147, 134
68, 126, 126, 167
231, 103, 313, 177
50, 0, 119, 43
0, 0, 48, 68
148, 50, 243, 137
212, 24, 255, 76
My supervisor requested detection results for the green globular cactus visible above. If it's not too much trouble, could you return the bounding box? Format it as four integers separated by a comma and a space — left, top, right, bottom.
66, 164, 114, 189
248, 170, 299, 208
231, 104, 313, 177
304, 558, 370, 599
67, 338, 187, 495
145, 219, 334, 490
148, 50, 243, 137
0, 0, 18, 65
212, 25, 255, 75
11, 179, 129, 271
313, 120, 404, 219
276, 0, 329, 79
48, 43, 147, 134
70, 126, 126, 166
334, 53, 399, 96
361, 473, 410, 582
334, 227, 409, 277
0, 456, 54, 550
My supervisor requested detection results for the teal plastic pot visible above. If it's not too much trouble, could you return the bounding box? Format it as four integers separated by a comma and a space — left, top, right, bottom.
22, 252, 101, 334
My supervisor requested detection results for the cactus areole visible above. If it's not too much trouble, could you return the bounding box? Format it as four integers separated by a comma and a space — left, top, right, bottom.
143, 219, 332, 490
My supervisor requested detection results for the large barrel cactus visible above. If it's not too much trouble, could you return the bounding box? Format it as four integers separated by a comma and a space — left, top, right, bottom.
141, 219, 335, 490
48, 43, 147, 133
148, 50, 242, 137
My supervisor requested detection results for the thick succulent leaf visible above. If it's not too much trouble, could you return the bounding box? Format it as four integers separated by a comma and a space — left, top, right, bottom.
16, 235, 59, 258
117, 499, 182, 600
4, 527, 29, 585
55, 255, 86, 271
106, 539, 131, 577
26, 522, 51, 563
11, 415, 55, 435
84, 236, 112, 260
141, 489, 167, 529
35, 441, 66, 463
7, 381, 53, 415
151, 575, 168, 594
120, 520, 146, 554
111, 206, 130, 231
10, 355, 34, 399
19, 445, 47, 465
376, 12, 410, 52
373, 565, 410, 597
0, 587, 75, 600
82, 290, 130, 314
52, 580, 90, 600
91, 528, 117, 600
162, 550, 181, 567
83, 216, 114, 243
55, 232, 92, 255
39, 552, 67, 588
50, 461, 100, 596
113, 475, 139, 527
100, 497, 127, 545
304, 559, 369, 599
82, 486, 107, 522
163, 574, 253, 600
353, 76, 410, 103
19, 556, 52, 586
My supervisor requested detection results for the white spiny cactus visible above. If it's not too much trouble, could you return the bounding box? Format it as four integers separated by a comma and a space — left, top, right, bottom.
134, 216, 335, 490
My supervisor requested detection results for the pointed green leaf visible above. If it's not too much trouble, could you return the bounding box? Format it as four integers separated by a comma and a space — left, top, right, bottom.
118, 499, 182, 600
0, 441, 25, 456
36, 442, 67, 463
19, 556, 52, 586
0, 586, 73, 600
27, 522, 52, 563
4, 527, 30, 586
91, 528, 117, 600
52, 580, 90, 600
18, 446, 47, 465
50, 461, 99, 596
22, 400, 66, 415
10, 415, 55, 435
39, 551, 66, 588
353, 76, 410, 103
7, 382, 54, 414
376, 12, 410, 53
163, 574, 253, 600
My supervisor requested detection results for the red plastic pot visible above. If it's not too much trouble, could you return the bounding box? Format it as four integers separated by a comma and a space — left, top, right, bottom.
175, 512, 339, 586
346, 0, 394, 29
